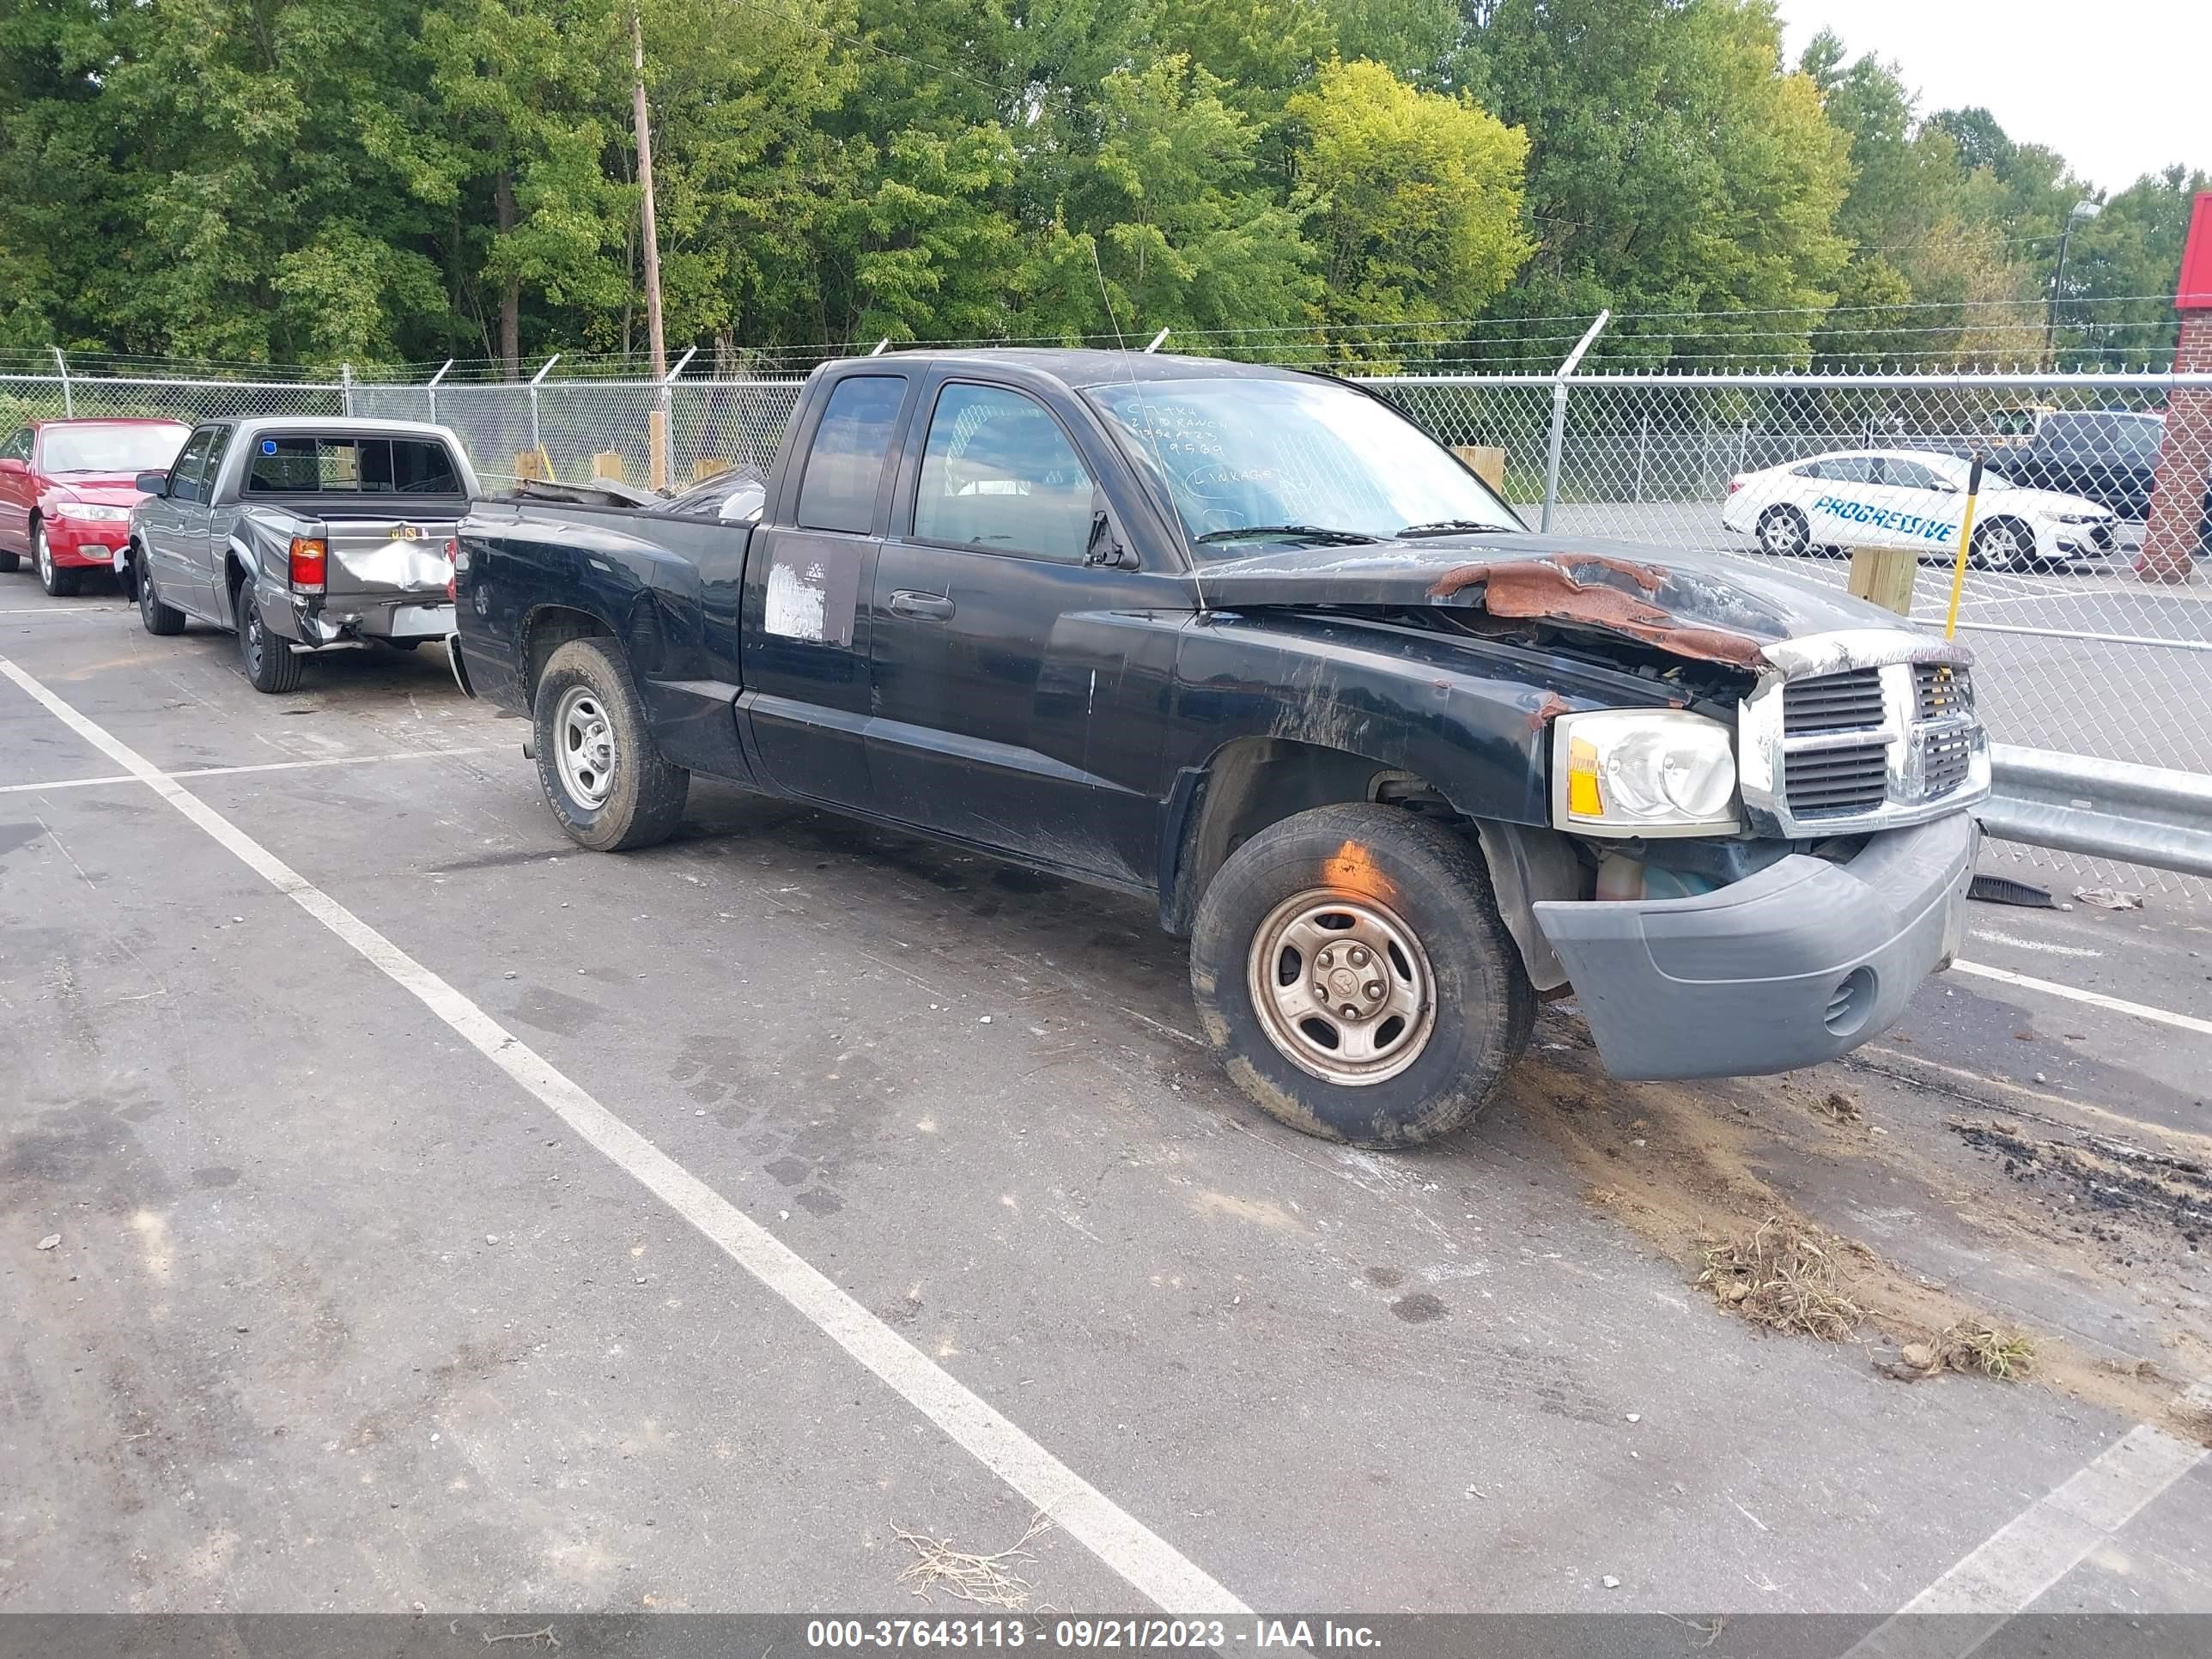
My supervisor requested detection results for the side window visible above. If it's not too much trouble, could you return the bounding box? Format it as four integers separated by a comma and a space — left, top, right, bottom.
1792, 460, 1824, 480
796, 375, 907, 534
200, 426, 234, 501
913, 384, 1096, 561
1884, 459, 1940, 492
1820, 456, 1875, 485
168, 428, 218, 505
2, 428, 31, 463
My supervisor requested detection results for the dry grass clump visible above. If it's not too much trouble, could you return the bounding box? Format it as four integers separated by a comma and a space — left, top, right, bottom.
1696, 1218, 1864, 1340
894, 1516, 1053, 1608
1879, 1323, 2037, 1382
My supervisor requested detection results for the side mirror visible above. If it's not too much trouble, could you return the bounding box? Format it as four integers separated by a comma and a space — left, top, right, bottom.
135, 470, 170, 498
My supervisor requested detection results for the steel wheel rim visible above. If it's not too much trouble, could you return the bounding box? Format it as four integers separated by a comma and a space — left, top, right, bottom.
139, 563, 154, 617
555, 686, 617, 811
1247, 889, 1437, 1086
243, 605, 264, 670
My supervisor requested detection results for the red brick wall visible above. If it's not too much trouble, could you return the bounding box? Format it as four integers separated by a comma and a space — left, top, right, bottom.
2140, 313, 2211, 582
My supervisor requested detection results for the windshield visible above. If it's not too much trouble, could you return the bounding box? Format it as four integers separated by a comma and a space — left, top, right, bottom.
41, 423, 189, 475
1085, 377, 1522, 556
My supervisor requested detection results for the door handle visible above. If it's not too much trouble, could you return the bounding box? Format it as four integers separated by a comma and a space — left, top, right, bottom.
889, 589, 956, 621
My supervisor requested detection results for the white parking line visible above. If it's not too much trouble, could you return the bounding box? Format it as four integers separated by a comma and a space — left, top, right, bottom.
1952, 960, 2212, 1038
0, 653, 1249, 1619
1845, 1402, 2209, 1656
0, 746, 493, 795
1967, 928, 2103, 960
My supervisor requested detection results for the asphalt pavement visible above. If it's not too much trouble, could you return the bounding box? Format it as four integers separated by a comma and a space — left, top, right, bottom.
3, 579, 2209, 1631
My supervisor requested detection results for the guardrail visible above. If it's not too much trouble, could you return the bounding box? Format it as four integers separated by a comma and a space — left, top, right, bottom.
1984, 746, 2212, 878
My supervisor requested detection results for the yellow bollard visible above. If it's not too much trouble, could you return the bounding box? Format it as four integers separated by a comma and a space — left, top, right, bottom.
1942, 454, 1986, 640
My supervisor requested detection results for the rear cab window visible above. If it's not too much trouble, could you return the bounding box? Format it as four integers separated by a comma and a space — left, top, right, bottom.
246, 434, 464, 497
796, 376, 908, 533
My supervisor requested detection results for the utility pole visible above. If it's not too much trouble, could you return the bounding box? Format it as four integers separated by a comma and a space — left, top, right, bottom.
2045, 199, 2100, 369
631, 4, 671, 487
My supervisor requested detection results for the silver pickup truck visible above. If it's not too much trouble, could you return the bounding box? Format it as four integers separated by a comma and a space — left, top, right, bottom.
126, 416, 479, 692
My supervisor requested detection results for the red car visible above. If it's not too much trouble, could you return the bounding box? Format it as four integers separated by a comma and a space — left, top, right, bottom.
0, 417, 191, 596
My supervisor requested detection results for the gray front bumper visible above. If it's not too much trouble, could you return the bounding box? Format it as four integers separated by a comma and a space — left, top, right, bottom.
1533, 813, 1978, 1081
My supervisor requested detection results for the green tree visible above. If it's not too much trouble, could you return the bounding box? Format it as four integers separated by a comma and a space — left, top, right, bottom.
1285, 58, 1530, 352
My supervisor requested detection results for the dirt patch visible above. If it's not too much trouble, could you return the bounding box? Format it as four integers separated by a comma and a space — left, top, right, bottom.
1948, 1116, 2212, 1249
1509, 1054, 2209, 1444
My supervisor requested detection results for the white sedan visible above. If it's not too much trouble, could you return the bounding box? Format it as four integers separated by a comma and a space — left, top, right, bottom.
1722, 448, 2118, 571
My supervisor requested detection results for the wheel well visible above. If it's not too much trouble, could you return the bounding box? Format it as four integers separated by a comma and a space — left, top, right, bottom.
1164, 738, 1467, 934
523, 605, 615, 705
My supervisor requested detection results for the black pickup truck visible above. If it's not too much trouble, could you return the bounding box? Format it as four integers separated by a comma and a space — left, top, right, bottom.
453, 350, 1988, 1148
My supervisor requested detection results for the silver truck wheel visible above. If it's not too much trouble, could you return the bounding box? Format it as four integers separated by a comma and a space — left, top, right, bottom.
531, 638, 689, 852
1247, 890, 1437, 1085
1190, 801, 1534, 1149
554, 687, 617, 810
137, 554, 185, 635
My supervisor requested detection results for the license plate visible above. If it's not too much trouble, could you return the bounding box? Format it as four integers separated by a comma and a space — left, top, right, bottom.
389, 603, 455, 639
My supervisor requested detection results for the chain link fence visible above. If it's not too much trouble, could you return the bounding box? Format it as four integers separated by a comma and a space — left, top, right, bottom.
11, 354, 2208, 896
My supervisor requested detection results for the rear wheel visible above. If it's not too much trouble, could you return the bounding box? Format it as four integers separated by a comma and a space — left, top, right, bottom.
137, 550, 185, 635
1189, 802, 1534, 1149
1756, 504, 1810, 558
33, 524, 80, 597
236, 583, 302, 693
531, 638, 690, 852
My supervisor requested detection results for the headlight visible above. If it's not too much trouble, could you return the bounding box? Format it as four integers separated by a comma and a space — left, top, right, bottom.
57, 502, 131, 523
1553, 710, 1741, 837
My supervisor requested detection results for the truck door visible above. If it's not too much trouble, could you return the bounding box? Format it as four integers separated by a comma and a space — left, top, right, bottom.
140, 425, 219, 617
865, 377, 1178, 884
738, 371, 913, 807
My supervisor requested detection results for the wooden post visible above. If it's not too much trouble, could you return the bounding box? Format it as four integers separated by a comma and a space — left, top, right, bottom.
693, 456, 732, 481
1451, 445, 1508, 493
647, 410, 670, 491
514, 448, 554, 482
1846, 546, 1917, 617
592, 450, 627, 483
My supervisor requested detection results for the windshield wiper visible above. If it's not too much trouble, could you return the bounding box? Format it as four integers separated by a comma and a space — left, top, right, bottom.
1193, 524, 1380, 545
1396, 520, 1510, 538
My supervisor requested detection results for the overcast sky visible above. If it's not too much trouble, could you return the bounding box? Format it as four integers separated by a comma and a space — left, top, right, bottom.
1771, 0, 2208, 196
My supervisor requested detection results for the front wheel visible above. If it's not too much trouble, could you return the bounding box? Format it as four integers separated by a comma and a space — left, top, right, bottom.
1189, 802, 1534, 1148
137, 552, 185, 635
34, 525, 80, 597
1971, 517, 2037, 574
531, 638, 690, 851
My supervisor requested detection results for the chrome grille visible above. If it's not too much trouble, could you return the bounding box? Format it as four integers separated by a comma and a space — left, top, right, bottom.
1914, 663, 1973, 721
1923, 727, 1973, 797
1749, 646, 1987, 836
1784, 744, 1890, 817
1784, 669, 1885, 735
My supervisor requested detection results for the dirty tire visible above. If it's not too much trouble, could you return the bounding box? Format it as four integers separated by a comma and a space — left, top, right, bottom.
532, 637, 689, 852
34, 525, 81, 597
1189, 802, 1534, 1149
137, 553, 185, 635
236, 583, 303, 693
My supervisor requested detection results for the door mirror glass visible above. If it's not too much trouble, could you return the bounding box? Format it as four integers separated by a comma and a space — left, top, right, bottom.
135, 470, 171, 497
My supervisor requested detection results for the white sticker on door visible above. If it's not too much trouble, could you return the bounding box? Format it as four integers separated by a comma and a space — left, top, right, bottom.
762, 545, 859, 646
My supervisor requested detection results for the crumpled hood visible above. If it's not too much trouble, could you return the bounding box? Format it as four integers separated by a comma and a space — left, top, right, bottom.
1191, 533, 1927, 668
